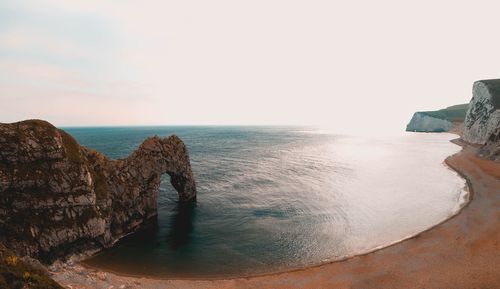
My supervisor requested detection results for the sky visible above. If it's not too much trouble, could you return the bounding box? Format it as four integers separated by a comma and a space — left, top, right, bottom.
1, 0, 500, 133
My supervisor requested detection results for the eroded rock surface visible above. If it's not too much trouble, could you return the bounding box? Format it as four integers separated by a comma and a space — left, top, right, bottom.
478, 127, 500, 161
463, 79, 500, 144
0, 120, 196, 262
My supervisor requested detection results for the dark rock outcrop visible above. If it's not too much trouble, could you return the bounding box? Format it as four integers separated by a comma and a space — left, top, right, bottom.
0, 120, 196, 262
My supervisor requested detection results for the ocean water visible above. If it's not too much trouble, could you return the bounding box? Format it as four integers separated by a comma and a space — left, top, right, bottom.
64, 127, 467, 278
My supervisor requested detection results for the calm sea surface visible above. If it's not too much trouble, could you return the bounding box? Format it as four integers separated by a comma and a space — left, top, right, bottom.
64, 127, 467, 278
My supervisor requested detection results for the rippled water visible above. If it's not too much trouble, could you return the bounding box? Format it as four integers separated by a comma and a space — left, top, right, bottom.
64, 126, 467, 278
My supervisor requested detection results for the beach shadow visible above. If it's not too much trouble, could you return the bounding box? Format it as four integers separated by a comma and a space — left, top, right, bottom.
166, 202, 196, 249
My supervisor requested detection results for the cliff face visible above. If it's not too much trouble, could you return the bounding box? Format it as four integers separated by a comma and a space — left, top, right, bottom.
0, 120, 196, 262
478, 127, 500, 161
406, 104, 468, 132
462, 79, 500, 144
406, 79, 500, 161
406, 112, 453, 132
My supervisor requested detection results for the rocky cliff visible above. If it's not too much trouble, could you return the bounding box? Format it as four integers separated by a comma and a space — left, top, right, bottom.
407, 79, 500, 161
478, 127, 500, 161
406, 104, 468, 132
406, 112, 454, 132
0, 120, 196, 262
462, 79, 500, 144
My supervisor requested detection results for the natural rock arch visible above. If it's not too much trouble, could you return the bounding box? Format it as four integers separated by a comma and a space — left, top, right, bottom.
0, 120, 196, 261
121, 134, 197, 202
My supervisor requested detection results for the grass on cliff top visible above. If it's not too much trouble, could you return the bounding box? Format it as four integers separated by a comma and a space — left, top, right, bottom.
420, 103, 469, 122
58, 129, 82, 164
9, 120, 82, 164
18, 119, 56, 129
0, 243, 62, 289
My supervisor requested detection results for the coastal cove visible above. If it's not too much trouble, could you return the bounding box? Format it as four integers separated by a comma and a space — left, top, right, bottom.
4, 2, 500, 288
56, 127, 469, 279
50, 136, 500, 289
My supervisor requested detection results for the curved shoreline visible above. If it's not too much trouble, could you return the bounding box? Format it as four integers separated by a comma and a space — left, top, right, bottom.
77, 135, 471, 280
80, 163, 472, 282
52, 138, 500, 288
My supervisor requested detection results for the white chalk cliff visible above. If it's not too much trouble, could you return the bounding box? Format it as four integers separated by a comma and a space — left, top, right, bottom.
406, 104, 468, 132
406, 113, 453, 132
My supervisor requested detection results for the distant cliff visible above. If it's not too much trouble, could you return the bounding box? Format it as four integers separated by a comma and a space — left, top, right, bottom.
0, 120, 196, 262
407, 79, 500, 161
406, 104, 468, 132
462, 79, 500, 144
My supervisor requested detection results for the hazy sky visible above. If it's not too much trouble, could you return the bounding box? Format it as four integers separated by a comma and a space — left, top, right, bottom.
1, 0, 500, 133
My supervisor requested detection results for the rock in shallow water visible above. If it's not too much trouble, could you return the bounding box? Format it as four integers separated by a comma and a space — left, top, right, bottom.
0, 119, 196, 262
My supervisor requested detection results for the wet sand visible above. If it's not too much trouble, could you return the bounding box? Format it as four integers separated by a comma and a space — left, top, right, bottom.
51, 139, 500, 289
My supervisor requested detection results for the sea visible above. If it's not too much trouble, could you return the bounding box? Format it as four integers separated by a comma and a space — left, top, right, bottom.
63, 126, 467, 278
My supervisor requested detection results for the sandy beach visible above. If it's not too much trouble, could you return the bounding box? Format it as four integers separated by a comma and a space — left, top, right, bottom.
51, 139, 500, 289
